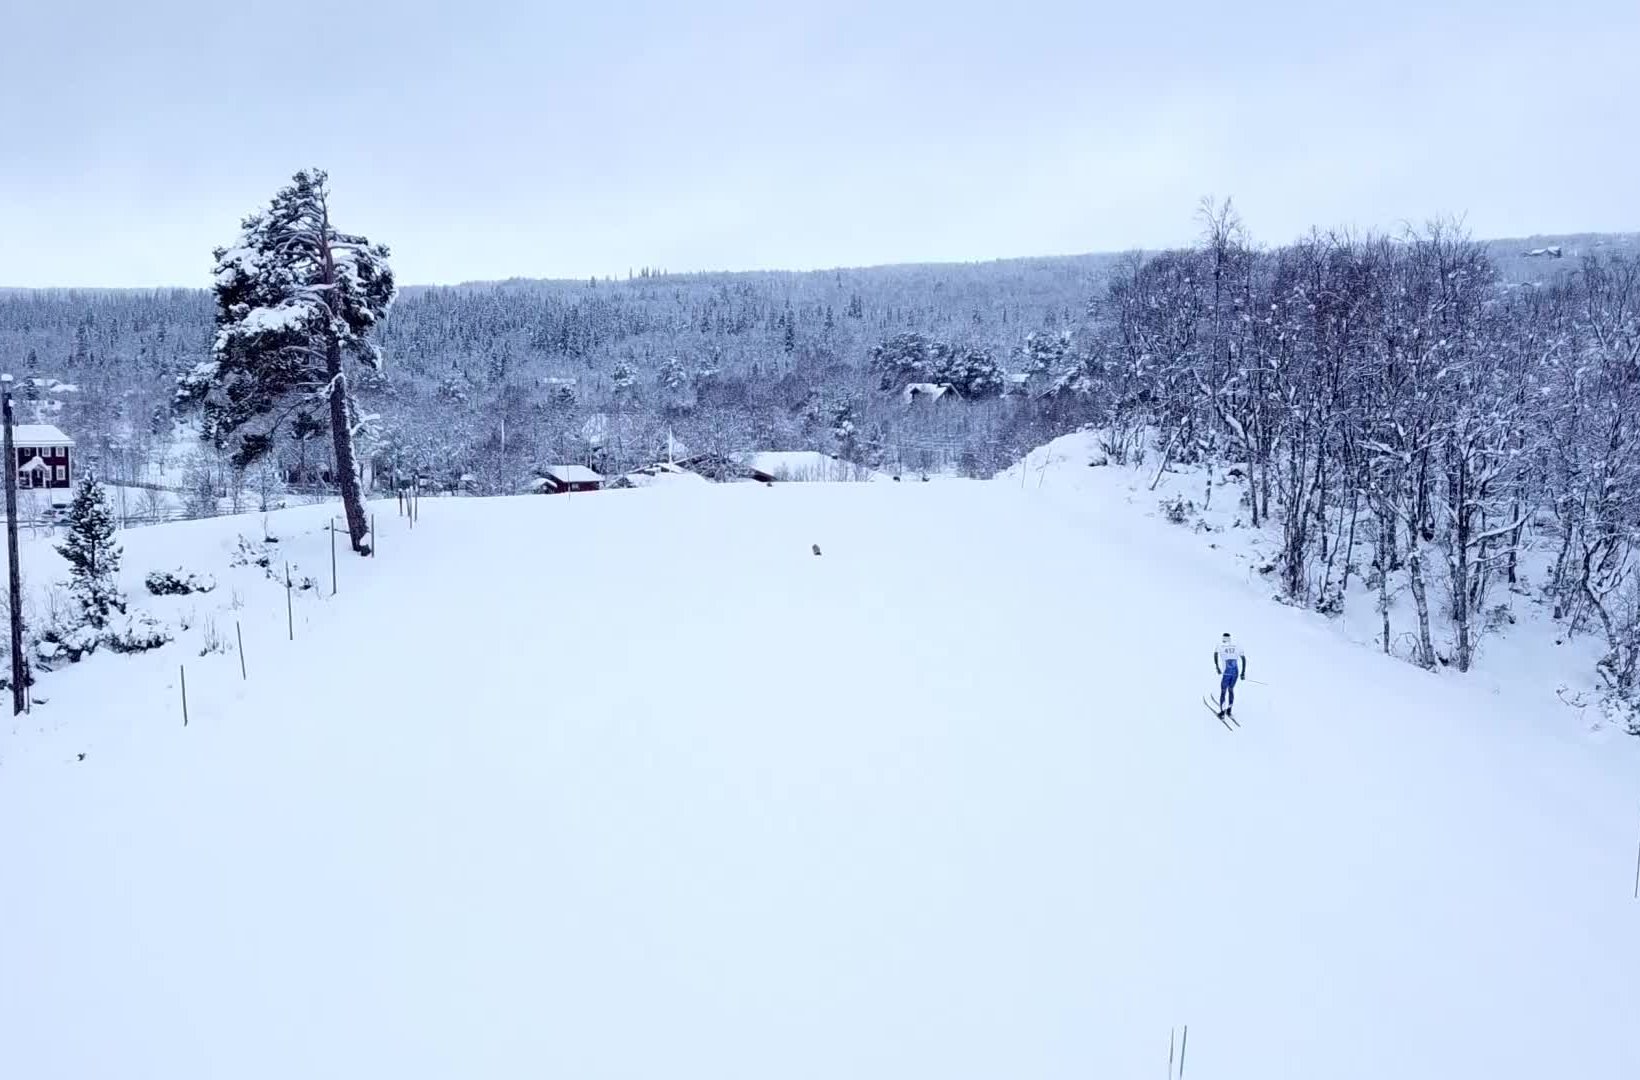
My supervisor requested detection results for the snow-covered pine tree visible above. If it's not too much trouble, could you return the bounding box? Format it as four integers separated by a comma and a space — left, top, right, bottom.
176, 169, 395, 554
56, 473, 125, 630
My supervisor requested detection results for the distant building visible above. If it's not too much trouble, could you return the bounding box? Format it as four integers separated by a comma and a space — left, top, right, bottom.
528, 465, 604, 495
20, 378, 78, 420
616, 461, 712, 489
12, 424, 74, 494
673, 451, 757, 482
734, 451, 889, 483
902, 382, 961, 406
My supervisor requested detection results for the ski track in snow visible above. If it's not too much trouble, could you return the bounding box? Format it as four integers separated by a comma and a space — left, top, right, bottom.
2, 476, 1638, 1079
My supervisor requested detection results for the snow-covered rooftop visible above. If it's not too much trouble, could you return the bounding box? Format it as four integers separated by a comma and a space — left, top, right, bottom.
544, 465, 603, 484
623, 464, 710, 488
901, 382, 958, 404
737, 451, 890, 483
12, 424, 73, 447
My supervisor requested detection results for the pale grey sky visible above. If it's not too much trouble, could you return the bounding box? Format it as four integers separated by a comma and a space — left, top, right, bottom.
2, 0, 1635, 287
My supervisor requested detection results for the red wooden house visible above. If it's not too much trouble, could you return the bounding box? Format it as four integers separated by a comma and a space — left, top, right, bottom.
13, 424, 74, 495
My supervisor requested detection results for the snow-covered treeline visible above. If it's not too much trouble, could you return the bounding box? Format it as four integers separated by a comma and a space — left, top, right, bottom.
1047, 208, 1640, 707
1, 232, 1627, 505
0, 255, 1112, 493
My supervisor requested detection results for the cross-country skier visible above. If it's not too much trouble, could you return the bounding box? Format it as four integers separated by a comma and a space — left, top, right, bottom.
1214, 633, 1245, 719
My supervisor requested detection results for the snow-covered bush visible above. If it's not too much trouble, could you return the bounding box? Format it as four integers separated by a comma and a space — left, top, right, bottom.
231, 535, 273, 569
145, 569, 218, 596
102, 612, 172, 654
1161, 495, 1193, 525
37, 625, 101, 665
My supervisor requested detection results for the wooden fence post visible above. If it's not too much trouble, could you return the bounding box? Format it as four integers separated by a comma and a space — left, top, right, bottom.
1632, 817, 1640, 900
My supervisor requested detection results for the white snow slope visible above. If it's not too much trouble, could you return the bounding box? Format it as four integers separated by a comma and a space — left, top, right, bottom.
2, 476, 1638, 1079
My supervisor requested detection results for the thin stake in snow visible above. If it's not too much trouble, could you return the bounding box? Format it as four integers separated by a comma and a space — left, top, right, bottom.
330, 520, 338, 596
1632, 815, 1639, 900
179, 665, 188, 727
236, 621, 246, 681
370, 514, 376, 558
285, 563, 293, 642
1179, 1024, 1188, 1077
1169, 1028, 1175, 1078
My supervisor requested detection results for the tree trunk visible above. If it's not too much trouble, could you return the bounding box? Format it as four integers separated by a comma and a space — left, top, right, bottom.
1506, 496, 1523, 587
1406, 527, 1437, 670
316, 194, 372, 557
1247, 457, 1260, 527
1380, 588, 1392, 655
327, 339, 370, 554
1451, 532, 1472, 673
1550, 522, 1576, 618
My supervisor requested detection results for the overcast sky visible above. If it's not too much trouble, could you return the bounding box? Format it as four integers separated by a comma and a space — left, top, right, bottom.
3, 0, 1635, 287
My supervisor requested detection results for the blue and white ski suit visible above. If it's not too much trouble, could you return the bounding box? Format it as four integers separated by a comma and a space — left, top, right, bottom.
1214, 639, 1245, 711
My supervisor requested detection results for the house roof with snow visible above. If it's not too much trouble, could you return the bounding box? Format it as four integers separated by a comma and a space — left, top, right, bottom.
12, 424, 73, 447
623, 462, 711, 488
543, 465, 603, 484
901, 382, 960, 404
734, 451, 891, 483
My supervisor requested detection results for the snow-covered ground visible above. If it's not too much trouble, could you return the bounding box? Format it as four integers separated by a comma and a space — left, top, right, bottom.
2, 471, 1637, 1079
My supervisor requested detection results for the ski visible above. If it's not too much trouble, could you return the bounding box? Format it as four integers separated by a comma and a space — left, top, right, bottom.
1203, 696, 1235, 731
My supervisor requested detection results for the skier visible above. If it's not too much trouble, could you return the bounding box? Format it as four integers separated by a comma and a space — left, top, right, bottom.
1213, 633, 1245, 719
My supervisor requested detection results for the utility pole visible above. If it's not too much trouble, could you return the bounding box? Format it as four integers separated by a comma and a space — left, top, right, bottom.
3, 374, 27, 714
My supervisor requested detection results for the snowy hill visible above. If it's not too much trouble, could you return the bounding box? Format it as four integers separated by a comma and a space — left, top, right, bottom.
1002, 431, 1640, 733
2, 476, 1638, 1079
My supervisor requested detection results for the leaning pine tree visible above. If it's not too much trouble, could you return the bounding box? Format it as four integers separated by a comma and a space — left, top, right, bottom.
177, 169, 396, 554
56, 473, 125, 629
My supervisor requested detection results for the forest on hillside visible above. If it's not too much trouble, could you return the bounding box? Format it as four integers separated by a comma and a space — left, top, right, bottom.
2, 230, 1625, 497
0, 253, 1111, 492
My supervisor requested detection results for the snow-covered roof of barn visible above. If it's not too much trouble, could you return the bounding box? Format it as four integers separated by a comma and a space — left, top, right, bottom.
12, 424, 73, 447
544, 465, 603, 483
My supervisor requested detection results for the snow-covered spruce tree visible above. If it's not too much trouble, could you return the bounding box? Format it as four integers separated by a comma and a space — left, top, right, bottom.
56, 473, 125, 630
177, 169, 395, 554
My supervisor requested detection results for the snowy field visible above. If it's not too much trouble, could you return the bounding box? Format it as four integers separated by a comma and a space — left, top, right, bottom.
2, 474, 1638, 1079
